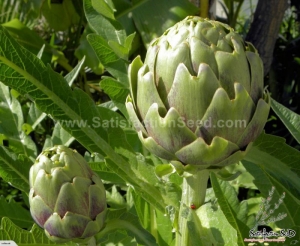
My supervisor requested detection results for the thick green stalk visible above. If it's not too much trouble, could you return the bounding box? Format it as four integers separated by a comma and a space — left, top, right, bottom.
176, 170, 210, 246
200, 0, 210, 18
86, 237, 96, 246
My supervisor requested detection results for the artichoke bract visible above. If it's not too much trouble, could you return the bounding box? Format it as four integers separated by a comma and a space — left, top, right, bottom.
126, 16, 270, 168
29, 145, 106, 243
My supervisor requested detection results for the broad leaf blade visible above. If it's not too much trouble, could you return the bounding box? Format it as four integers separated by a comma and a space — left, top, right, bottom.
210, 173, 247, 246
1, 19, 52, 63
243, 133, 300, 244
0, 146, 31, 193
244, 133, 300, 199
271, 98, 300, 144
0, 197, 33, 229
196, 203, 238, 245
0, 217, 76, 245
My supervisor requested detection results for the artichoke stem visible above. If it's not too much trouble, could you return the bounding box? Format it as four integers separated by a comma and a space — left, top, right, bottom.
200, 0, 209, 18
176, 169, 210, 246
80, 237, 96, 246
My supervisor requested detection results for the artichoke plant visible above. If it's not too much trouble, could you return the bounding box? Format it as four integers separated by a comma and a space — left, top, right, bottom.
126, 16, 270, 168
29, 145, 107, 243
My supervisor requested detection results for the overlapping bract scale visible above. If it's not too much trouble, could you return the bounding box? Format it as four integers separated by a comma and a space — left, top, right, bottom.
126, 16, 270, 168
29, 146, 107, 243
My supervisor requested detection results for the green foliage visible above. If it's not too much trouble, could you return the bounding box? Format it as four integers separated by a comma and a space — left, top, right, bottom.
0, 0, 299, 245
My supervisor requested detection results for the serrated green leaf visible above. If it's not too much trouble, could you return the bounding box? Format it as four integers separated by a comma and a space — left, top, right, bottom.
0, 217, 76, 245
1, 19, 52, 63
0, 197, 33, 228
271, 98, 300, 144
28, 57, 85, 138
0, 146, 31, 193
97, 105, 129, 130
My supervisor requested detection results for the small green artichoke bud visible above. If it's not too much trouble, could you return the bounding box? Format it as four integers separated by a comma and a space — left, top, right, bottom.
29, 145, 106, 243
126, 16, 270, 168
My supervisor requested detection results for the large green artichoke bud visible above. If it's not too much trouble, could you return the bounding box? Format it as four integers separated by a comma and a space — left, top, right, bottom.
126, 16, 270, 168
29, 145, 107, 243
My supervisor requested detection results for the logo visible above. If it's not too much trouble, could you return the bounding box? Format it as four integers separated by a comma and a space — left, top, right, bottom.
244, 186, 297, 244
0, 241, 18, 246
